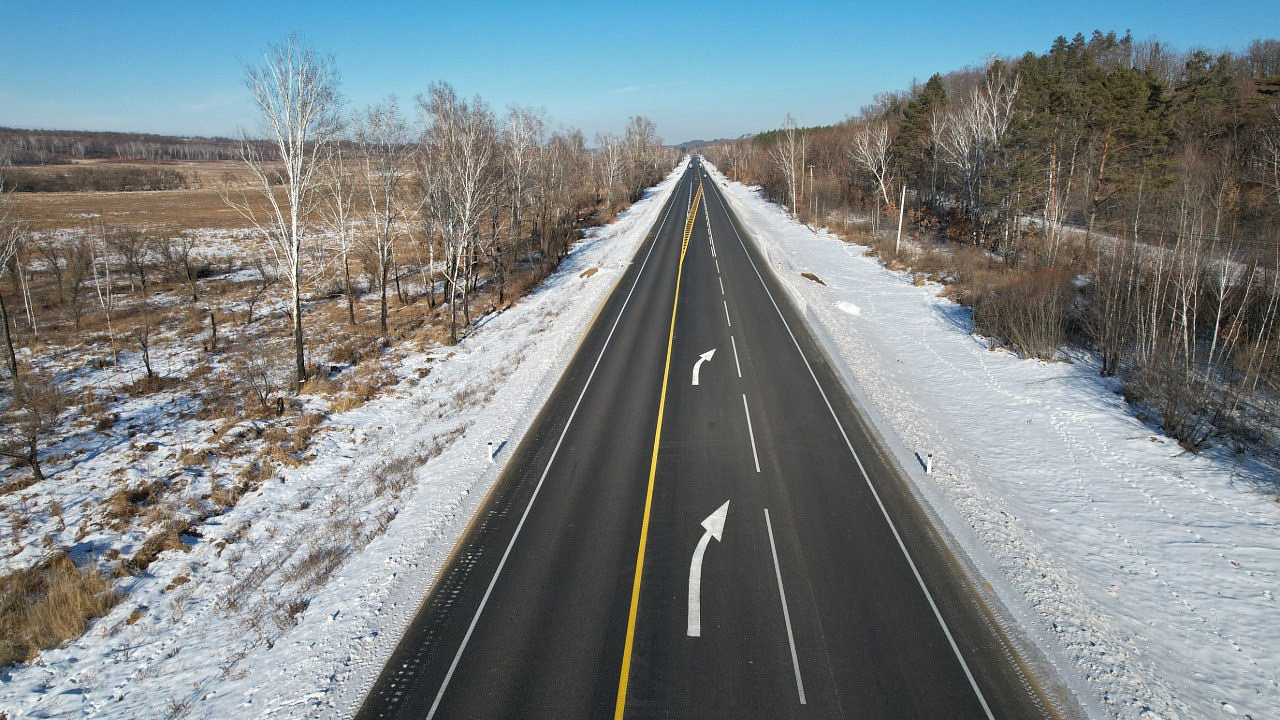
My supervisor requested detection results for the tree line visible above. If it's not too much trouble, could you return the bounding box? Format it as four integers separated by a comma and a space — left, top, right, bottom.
221, 35, 672, 385
707, 31, 1280, 451
0, 127, 250, 164
0, 35, 673, 484
0, 166, 194, 193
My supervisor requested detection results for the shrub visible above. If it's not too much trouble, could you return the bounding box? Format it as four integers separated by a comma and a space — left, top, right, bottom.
971, 267, 1075, 360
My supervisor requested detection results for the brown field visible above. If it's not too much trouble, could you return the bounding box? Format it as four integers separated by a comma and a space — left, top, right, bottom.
8, 160, 265, 233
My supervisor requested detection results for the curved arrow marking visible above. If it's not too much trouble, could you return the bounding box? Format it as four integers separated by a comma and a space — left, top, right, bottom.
687, 500, 730, 637
691, 348, 716, 386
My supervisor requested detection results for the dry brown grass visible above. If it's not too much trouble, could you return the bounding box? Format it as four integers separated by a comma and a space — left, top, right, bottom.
8, 159, 265, 233
103, 480, 167, 530
121, 374, 182, 397
0, 474, 40, 497
0, 552, 119, 667
127, 520, 192, 574
329, 360, 393, 414
12, 187, 250, 234
176, 446, 209, 468
207, 481, 243, 512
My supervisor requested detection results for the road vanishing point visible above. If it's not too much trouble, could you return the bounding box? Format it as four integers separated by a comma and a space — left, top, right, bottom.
354, 159, 1059, 719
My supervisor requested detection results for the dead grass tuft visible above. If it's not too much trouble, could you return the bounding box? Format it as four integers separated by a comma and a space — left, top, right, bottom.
127, 520, 193, 574
0, 552, 119, 667
0, 475, 40, 497
330, 361, 391, 413
103, 480, 167, 530
122, 374, 182, 397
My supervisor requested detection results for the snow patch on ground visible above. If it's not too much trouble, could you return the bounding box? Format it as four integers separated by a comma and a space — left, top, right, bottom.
836, 301, 861, 317
704, 161, 1280, 720
0, 162, 687, 720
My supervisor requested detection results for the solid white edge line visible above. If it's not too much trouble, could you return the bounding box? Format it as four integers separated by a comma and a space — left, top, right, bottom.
705, 196, 717, 257
742, 393, 761, 473
764, 508, 807, 705
730, 335, 742, 378
723, 299, 732, 327
425, 168, 690, 719
704, 176, 996, 720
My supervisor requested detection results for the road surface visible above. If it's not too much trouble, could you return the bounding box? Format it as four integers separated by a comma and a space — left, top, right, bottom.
354, 160, 1055, 719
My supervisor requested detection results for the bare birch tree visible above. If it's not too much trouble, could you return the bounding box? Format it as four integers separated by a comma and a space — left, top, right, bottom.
848, 119, 894, 206
595, 132, 625, 210
505, 106, 545, 242
623, 115, 661, 195
354, 96, 410, 334
418, 82, 499, 343
770, 115, 805, 217
319, 143, 359, 325
220, 35, 342, 386
0, 181, 22, 386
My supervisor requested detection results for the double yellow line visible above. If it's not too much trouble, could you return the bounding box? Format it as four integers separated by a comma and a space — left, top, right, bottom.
613, 181, 703, 718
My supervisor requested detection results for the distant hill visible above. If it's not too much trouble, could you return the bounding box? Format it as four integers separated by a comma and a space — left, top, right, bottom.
674, 136, 753, 151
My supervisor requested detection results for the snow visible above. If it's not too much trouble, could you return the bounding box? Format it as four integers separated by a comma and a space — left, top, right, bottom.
703, 161, 1280, 720
835, 301, 861, 317
0, 160, 688, 719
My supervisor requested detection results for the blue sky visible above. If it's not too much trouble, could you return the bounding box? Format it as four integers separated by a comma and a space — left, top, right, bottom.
3, 0, 1277, 144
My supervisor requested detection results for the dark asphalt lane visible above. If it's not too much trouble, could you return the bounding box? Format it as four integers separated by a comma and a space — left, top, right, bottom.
353, 160, 1054, 720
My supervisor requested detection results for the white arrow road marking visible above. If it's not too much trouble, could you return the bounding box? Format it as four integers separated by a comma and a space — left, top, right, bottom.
687, 500, 730, 637
765, 508, 807, 705
691, 348, 716, 386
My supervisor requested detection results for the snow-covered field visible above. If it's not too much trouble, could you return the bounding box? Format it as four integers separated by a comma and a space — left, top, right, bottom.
704, 162, 1280, 719
0, 161, 687, 719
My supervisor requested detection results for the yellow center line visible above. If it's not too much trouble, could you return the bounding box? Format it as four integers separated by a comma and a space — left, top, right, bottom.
614, 181, 702, 719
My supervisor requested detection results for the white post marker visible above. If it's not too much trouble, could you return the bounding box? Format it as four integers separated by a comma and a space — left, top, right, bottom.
691, 348, 716, 386
488, 441, 495, 463
926, 452, 933, 475
895, 183, 907, 258
688, 500, 730, 637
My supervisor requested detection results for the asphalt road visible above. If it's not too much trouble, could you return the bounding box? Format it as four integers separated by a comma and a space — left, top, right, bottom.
354, 160, 1055, 719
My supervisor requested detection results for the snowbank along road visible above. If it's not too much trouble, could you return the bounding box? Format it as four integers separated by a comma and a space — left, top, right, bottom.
355, 159, 1069, 719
